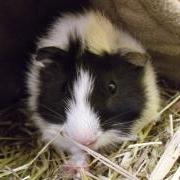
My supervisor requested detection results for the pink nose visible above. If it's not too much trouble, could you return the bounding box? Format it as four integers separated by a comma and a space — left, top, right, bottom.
78, 138, 97, 146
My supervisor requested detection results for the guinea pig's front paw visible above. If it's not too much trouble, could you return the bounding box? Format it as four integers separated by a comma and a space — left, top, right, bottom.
63, 153, 89, 179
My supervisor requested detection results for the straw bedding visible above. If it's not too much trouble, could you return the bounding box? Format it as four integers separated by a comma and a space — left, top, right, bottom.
0, 88, 179, 179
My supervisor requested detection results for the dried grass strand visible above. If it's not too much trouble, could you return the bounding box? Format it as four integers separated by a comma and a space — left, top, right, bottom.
171, 165, 180, 180
128, 142, 162, 149
149, 127, 180, 180
159, 93, 180, 115
0, 129, 62, 178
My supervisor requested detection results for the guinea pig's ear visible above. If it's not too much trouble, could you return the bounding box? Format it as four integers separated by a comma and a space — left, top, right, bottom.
123, 52, 150, 67
35, 46, 67, 63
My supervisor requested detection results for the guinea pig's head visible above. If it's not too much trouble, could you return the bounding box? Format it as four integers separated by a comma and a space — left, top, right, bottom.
27, 44, 160, 150
27, 12, 160, 151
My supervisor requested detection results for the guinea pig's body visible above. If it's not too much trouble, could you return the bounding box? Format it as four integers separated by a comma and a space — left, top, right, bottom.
27, 10, 160, 170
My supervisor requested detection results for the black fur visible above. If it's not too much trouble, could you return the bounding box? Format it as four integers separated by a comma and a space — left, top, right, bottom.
37, 40, 146, 132
83, 52, 146, 132
37, 47, 76, 124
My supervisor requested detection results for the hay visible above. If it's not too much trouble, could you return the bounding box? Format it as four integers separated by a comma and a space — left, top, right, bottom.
0, 89, 179, 180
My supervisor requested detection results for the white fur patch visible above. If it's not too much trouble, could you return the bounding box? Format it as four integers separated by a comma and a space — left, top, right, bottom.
27, 57, 42, 112
64, 68, 100, 144
93, 130, 137, 150
37, 11, 145, 55
37, 13, 89, 50
27, 57, 52, 112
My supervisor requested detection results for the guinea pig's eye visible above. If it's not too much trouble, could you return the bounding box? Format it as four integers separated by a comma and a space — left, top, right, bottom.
108, 81, 117, 94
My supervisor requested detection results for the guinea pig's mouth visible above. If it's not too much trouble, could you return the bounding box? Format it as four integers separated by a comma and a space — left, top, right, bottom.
62, 127, 137, 151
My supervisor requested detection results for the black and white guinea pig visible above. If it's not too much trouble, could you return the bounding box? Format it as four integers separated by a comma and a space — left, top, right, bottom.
27, 10, 160, 167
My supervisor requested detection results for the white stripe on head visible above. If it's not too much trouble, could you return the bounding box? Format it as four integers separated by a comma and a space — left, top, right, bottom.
65, 68, 100, 144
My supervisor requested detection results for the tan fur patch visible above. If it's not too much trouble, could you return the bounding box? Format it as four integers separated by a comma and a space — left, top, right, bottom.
84, 12, 119, 54
131, 62, 161, 134
84, 12, 145, 55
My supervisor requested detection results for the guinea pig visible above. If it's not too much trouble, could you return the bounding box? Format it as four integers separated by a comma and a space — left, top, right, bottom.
27, 10, 160, 170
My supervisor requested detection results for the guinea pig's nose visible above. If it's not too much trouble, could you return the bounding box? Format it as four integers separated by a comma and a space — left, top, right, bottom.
79, 138, 97, 147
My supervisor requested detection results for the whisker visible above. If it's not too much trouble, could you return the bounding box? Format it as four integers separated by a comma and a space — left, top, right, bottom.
102, 120, 134, 128
110, 121, 133, 127
39, 104, 65, 119
102, 120, 134, 127
102, 110, 134, 125
39, 112, 65, 122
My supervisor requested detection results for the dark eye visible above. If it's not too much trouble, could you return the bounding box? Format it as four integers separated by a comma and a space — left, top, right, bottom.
108, 81, 117, 94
